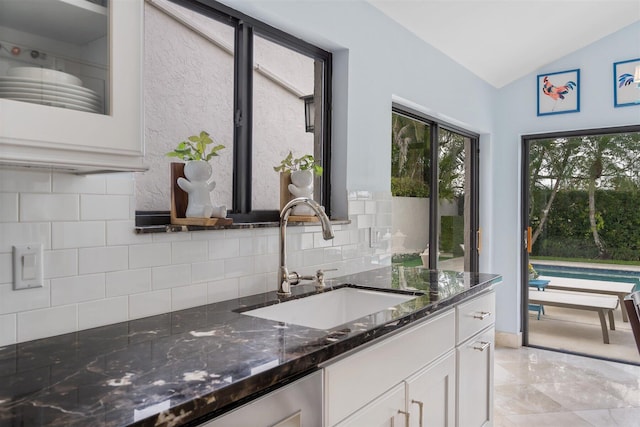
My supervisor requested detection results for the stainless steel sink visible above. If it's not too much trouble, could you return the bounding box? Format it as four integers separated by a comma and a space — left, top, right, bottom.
241, 287, 419, 329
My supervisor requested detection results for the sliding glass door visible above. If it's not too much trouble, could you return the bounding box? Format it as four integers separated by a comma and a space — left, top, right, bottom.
391, 104, 479, 272
521, 125, 640, 364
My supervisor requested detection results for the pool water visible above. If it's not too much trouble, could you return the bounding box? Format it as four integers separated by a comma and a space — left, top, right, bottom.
532, 264, 640, 291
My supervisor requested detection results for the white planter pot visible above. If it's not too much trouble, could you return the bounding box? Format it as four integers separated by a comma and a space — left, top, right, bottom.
288, 170, 315, 215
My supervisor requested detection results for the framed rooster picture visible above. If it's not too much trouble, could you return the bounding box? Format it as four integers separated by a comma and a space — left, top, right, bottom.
613, 58, 640, 107
537, 69, 580, 116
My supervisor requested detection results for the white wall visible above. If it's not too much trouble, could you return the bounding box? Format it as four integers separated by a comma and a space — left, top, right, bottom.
491, 21, 640, 334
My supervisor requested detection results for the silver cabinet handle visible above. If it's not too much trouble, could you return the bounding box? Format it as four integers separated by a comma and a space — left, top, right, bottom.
411, 399, 424, 427
473, 311, 491, 320
473, 341, 491, 351
390, 415, 395, 427
398, 410, 410, 427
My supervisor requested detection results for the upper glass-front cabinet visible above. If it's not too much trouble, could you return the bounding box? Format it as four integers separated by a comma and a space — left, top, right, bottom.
0, 0, 145, 172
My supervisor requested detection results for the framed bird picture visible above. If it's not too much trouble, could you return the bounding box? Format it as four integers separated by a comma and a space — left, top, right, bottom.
537, 69, 580, 116
613, 58, 640, 108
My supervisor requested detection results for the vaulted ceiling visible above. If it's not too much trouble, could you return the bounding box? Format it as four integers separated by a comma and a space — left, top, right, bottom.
367, 0, 640, 88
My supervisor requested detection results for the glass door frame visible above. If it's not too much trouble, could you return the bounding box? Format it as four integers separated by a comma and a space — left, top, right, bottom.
392, 103, 480, 272
520, 124, 640, 347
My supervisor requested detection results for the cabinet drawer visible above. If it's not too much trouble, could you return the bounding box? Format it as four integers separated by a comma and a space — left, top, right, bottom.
323, 310, 455, 426
202, 371, 322, 427
456, 291, 495, 345
334, 383, 405, 427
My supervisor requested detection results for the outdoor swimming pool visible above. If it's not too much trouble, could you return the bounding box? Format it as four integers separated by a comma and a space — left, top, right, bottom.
532, 263, 640, 290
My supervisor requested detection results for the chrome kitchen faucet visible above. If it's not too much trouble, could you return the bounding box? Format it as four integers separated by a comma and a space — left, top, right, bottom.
278, 197, 334, 296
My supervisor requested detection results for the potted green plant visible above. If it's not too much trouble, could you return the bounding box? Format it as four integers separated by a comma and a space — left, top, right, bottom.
166, 131, 227, 218
273, 151, 323, 176
274, 151, 323, 215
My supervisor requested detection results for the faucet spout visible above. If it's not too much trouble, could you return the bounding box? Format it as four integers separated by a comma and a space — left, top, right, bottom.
278, 197, 334, 296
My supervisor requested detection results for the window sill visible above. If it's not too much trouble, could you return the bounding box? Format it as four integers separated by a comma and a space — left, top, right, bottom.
134, 219, 350, 234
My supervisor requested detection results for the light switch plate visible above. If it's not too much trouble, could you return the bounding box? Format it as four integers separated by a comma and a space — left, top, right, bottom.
13, 244, 43, 290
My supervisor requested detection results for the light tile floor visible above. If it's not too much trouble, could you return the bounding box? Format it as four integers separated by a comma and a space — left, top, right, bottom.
494, 346, 640, 427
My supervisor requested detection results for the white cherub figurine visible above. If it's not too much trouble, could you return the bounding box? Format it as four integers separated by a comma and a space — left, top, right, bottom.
288, 170, 315, 215
178, 161, 226, 218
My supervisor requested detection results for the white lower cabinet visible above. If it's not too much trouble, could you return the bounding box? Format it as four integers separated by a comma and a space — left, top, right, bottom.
456, 328, 494, 427
323, 309, 457, 427
456, 290, 496, 427
406, 350, 456, 427
203, 290, 495, 427
325, 290, 495, 427
201, 371, 322, 427
334, 383, 406, 427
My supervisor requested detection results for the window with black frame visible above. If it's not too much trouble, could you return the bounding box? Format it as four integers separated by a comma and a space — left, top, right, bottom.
391, 105, 479, 273
137, 0, 332, 224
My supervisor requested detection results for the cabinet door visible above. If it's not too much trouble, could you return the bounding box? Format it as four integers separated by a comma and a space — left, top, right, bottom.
201, 371, 322, 427
0, 0, 144, 172
405, 350, 456, 427
334, 383, 406, 427
456, 328, 494, 427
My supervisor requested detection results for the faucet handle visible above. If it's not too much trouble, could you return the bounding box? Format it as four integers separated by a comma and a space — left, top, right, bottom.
315, 268, 338, 289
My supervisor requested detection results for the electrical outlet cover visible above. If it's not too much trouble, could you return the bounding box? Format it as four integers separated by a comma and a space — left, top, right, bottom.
12, 244, 43, 290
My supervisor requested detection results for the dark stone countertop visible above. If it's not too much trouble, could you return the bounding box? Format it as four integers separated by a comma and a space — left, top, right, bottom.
0, 267, 501, 427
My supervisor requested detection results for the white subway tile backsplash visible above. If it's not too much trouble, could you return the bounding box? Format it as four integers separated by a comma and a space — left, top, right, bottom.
207, 278, 239, 304
209, 238, 239, 259
129, 289, 171, 320
302, 248, 324, 266
20, 193, 79, 221
52, 221, 105, 249
44, 249, 78, 279
365, 200, 377, 214
0, 282, 50, 315
129, 243, 171, 268
0, 169, 50, 193
51, 274, 105, 306
78, 297, 128, 330
17, 305, 77, 342
331, 230, 351, 247
224, 256, 253, 278
238, 274, 268, 297
79, 246, 128, 274
106, 268, 151, 297
107, 220, 152, 245
191, 260, 224, 283
152, 231, 192, 243
80, 195, 129, 220
152, 264, 191, 290
171, 283, 207, 311
0, 253, 11, 284
172, 240, 207, 264
349, 200, 365, 215
52, 173, 105, 194
0, 313, 16, 346
0, 167, 387, 344
105, 173, 135, 195
323, 247, 343, 263
239, 236, 267, 256
313, 232, 333, 248
253, 254, 277, 274
0, 193, 18, 222
300, 232, 314, 250
0, 222, 50, 253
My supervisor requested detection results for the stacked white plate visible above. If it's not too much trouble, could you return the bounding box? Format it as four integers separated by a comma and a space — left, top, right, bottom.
0, 67, 102, 113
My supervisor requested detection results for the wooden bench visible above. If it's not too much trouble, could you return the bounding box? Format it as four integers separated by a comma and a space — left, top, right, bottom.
528, 289, 619, 344
539, 276, 635, 322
